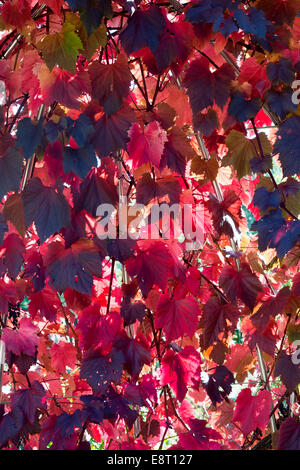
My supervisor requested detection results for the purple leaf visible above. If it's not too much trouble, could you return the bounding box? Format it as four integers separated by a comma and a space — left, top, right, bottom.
22, 177, 70, 243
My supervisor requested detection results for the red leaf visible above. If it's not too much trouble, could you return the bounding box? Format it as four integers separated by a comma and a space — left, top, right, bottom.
2, 0, 31, 30
243, 316, 278, 356
183, 57, 234, 115
42, 69, 91, 110
251, 286, 290, 330
185, 267, 201, 297
39, 415, 77, 450
77, 304, 122, 353
92, 103, 136, 157
0, 279, 16, 317
2, 318, 39, 357
89, 54, 131, 115
175, 418, 222, 450
44, 141, 64, 185
155, 294, 200, 342
292, 272, 300, 296
45, 239, 103, 295
199, 295, 239, 349
114, 333, 151, 377
152, 19, 193, 73
50, 341, 77, 375
233, 388, 272, 436
238, 57, 271, 98
0, 233, 25, 280
219, 262, 263, 309
127, 121, 168, 168
203, 365, 234, 406
43, 0, 64, 16
28, 289, 59, 322
136, 173, 181, 206
125, 240, 174, 296
161, 346, 201, 401
11, 381, 46, 424
207, 189, 241, 239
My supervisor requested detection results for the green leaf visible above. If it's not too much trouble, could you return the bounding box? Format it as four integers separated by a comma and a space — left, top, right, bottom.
66, 12, 107, 60
3, 193, 26, 237
80, 23, 107, 60
287, 324, 300, 344
222, 130, 272, 179
38, 23, 83, 73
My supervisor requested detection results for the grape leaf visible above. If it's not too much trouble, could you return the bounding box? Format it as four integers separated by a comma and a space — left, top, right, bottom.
37, 23, 83, 73
92, 103, 136, 157
277, 418, 300, 450
199, 295, 239, 349
234, 7, 270, 39
183, 58, 234, 115
50, 341, 77, 375
121, 301, 146, 326
266, 58, 295, 85
63, 144, 97, 179
219, 262, 263, 309
228, 92, 262, 122
222, 130, 272, 179
0, 233, 25, 279
161, 346, 201, 402
274, 116, 300, 177
28, 289, 59, 322
136, 173, 181, 206
11, 381, 46, 424
16, 118, 44, 160
22, 177, 71, 243
45, 239, 103, 294
80, 349, 124, 394
274, 351, 300, 392
0, 147, 23, 200
2, 318, 39, 357
233, 388, 272, 436
119, 5, 165, 55
114, 333, 151, 376
154, 294, 200, 342
75, 170, 118, 217
203, 365, 234, 407
89, 54, 131, 115
127, 121, 168, 169
175, 418, 222, 450
77, 305, 122, 352
125, 240, 175, 296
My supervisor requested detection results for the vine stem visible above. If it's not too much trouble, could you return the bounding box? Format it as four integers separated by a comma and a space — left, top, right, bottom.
158, 387, 170, 450
138, 58, 149, 107
77, 420, 89, 447
106, 257, 115, 315
20, 104, 45, 191
266, 314, 291, 386
166, 386, 190, 431
256, 344, 277, 433
117, 157, 140, 436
